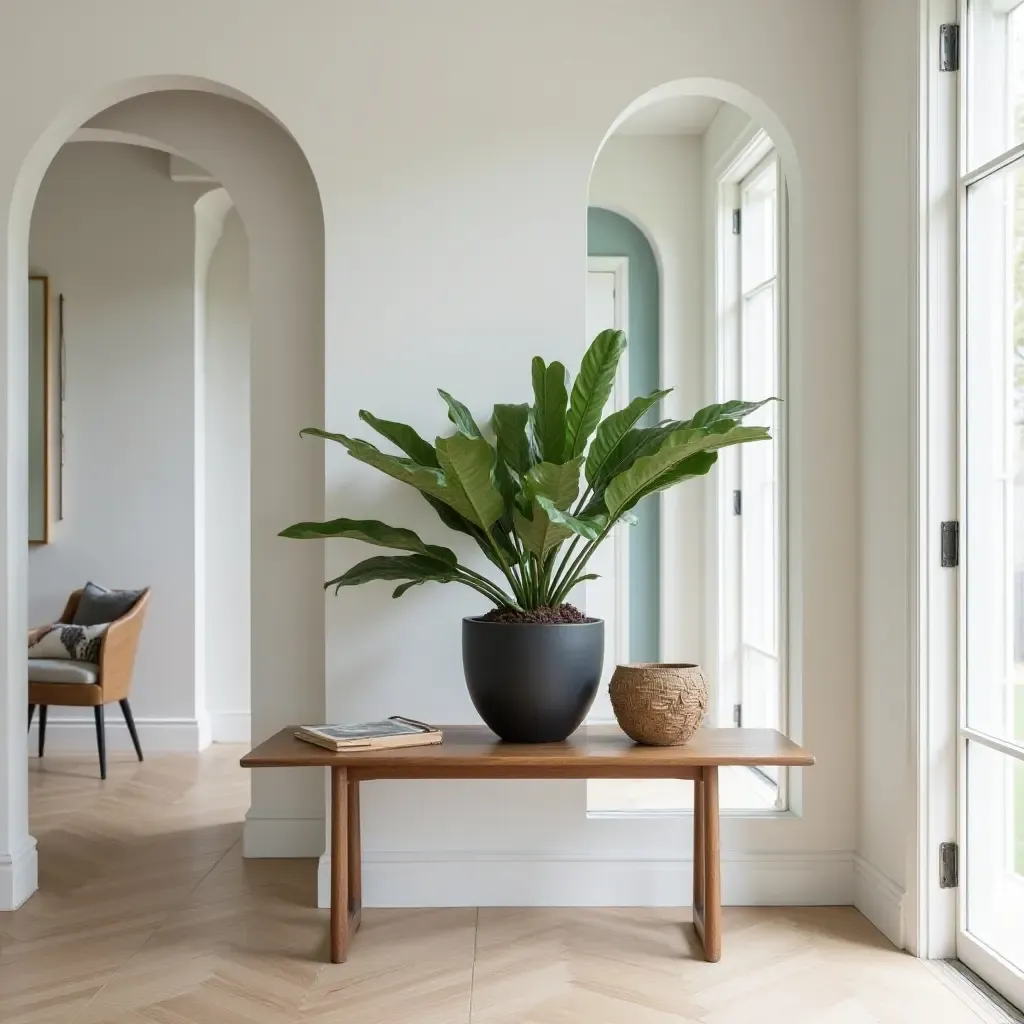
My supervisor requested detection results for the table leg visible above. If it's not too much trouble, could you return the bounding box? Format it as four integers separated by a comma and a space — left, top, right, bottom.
330, 767, 349, 964
348, 779, 362, 935
692, 771, 705, 941
700, 766, 722, 962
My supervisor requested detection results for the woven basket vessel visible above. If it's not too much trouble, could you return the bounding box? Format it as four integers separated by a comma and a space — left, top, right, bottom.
609, 663, 709, 746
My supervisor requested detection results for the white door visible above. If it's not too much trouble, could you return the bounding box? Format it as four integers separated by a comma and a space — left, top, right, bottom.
959, 0, 1024, 1007
584, 259, 629, 720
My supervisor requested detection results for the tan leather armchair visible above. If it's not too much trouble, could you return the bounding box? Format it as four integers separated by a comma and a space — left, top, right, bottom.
28, 588, 151, 779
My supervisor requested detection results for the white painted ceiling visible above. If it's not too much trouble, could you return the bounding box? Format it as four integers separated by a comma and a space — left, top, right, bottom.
614, 95, 723, 136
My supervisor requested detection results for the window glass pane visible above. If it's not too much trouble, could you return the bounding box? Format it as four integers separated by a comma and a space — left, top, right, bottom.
739, 284, 781, 763
968, 0, 1024, 169
966, 739, 1024, 972
965, 159, 1024, 747
740, 161, 776, 292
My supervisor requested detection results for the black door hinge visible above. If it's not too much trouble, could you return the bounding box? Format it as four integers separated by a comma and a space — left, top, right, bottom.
939, 841, 958, 888
732, 208, 741, 235
941, 521, 959, 568
733, 489, 742, 516
940, 24, 960, 72
733, 703, 743, 728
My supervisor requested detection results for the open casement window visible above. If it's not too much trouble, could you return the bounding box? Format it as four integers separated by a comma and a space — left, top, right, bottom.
586, 136, 788, 818
716, 140, 787, 810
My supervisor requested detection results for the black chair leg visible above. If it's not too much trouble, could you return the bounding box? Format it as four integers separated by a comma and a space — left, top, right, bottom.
94, 705, 106, 780
28, 704, 35, 731
38, 705, 47, 757
120, 699, 143, 762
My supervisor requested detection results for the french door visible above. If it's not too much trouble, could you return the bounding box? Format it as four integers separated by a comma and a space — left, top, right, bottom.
959, 0, 1024, 1005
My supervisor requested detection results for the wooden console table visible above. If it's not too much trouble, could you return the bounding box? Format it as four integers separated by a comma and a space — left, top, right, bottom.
241, 725, 813, 964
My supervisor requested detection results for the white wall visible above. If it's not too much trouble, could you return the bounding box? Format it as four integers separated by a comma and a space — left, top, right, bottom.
27, 142, 206, 749
0, 0, 859, 912
856, 0, 919, 950
204, 210, 251, 743
587, 133, 705, 668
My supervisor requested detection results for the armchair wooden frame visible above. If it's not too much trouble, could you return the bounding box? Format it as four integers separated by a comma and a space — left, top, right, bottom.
28, 588, 151, 779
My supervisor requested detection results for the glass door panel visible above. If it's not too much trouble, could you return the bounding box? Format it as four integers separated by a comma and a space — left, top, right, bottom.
962, 147, 1024, 1003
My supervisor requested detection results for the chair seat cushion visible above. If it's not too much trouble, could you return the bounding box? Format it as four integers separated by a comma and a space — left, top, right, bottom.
27, 659, 99, 684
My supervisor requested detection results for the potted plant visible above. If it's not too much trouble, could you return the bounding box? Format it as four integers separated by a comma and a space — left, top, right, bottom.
282, 330, 772, 742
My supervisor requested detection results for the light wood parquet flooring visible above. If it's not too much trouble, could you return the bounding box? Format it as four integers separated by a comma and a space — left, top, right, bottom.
0, 746, 997, 1023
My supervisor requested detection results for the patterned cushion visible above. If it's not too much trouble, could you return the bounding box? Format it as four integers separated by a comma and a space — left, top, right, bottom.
27, 659, 98, 684
29, 622, 109, 662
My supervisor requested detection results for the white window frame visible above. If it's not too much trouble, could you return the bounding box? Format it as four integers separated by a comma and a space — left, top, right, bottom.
584, 256, 630, 722
715, 131, 790, 813
910, 0, 961, 961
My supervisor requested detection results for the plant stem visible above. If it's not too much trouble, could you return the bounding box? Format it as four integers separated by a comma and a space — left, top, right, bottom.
548, 536, 582, 601
458, 566, 515, 607
550, 520, 615, 606
484, 528, 528, 607
454, 575, 511, 608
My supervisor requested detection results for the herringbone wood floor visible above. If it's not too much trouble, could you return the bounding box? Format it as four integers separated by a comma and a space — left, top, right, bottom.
0, 746, 994, 1023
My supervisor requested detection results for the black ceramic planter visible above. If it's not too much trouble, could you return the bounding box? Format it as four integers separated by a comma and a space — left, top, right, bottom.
462, 617, 604, 743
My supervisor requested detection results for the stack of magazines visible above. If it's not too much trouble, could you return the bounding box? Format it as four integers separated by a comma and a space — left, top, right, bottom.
294, 716, 442, 752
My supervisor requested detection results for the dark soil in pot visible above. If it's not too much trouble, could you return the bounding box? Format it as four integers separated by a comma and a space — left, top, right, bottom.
463, 610, 604, 743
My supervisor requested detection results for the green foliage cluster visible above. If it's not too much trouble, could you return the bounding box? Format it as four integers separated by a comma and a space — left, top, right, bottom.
282, 330, 774, 611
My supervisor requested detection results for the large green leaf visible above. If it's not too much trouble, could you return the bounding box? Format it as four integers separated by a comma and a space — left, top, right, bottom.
534, 497, 607, 541
586, 388, 672, 487
421, 493, 505, 569
523, 457, 583, 510
530, 357, 569, 463
434, 433, 505, 530
491, 403, 534, 478
323, 432, 454, 505
605, 424, 769, 515
438, 390, 483, 438
278, 517, 457, 566
684, 398, 776, 430
565, 330, 627, 458
513, 502, 572, 559
589, 422, 681, 494
357, 412, 439, 467
324, 553, 458, 594
621, 451, 718, 509
392, 580, 424, 599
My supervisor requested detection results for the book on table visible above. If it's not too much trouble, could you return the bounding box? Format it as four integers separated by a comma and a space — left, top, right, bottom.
294, 716, 442, 752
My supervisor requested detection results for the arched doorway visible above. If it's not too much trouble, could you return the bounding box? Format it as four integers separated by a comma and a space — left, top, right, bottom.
585, 81, 797, 816
1, 83, 326, 909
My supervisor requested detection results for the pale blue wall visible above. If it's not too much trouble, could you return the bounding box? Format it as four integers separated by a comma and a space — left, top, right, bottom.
587, 207, 660, 663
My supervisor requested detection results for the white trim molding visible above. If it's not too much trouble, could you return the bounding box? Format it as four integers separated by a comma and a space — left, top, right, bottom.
243, 813, 325, 859
316, 849, 855, 910
0, 836, 38, 911
853, 854, 907, 950
27, 715, 209, 754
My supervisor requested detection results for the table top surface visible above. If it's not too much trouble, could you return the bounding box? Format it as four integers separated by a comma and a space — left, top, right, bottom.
241, 725, 814, 770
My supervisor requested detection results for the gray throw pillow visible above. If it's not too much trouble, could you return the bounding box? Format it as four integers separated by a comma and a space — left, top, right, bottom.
72, 581, 145, 626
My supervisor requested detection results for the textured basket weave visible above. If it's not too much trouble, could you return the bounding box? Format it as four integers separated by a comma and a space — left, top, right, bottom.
609, 663, 708, 746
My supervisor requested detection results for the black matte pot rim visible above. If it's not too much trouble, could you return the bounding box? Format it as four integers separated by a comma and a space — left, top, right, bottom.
463, 616, 603, 626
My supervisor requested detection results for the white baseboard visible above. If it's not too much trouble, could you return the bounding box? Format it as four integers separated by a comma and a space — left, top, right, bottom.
209, 711, 250, 744
243, 813, 325, 858
315, 849, 855, 910
853, 854, 906, 949
28, 715, 206, 754
0, 837, 38, 910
